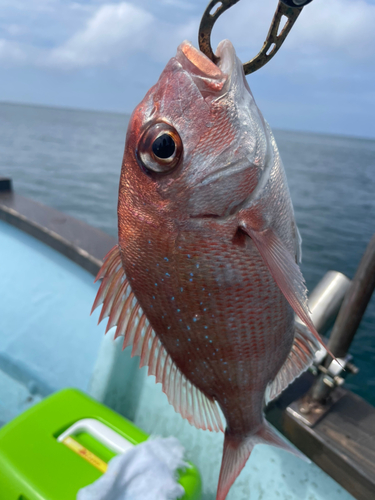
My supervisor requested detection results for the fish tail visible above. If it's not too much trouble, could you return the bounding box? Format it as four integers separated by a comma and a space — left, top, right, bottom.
216, 422, 308, 500
216, 430, 255, 500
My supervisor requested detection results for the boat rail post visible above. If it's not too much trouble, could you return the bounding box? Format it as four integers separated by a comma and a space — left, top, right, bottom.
299, 271, 351, 336
310, 234, 375, 404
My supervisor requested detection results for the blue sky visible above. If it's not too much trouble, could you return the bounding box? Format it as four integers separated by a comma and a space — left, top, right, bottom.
1, 0, 375, 138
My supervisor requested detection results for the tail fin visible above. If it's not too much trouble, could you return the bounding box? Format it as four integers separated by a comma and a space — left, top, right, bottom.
216, 431, 255, 500
216, 422, 308, 500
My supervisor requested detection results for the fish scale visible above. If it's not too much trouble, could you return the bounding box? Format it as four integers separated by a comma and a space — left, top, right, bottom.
125, 221, 294, 423
93, 39, 324, 500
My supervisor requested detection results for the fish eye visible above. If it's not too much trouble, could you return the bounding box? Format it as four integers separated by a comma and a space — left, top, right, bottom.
152, 134, 175, 159
137, 122, 183, 174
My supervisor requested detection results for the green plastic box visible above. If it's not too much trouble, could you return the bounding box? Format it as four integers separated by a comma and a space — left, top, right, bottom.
0, 388, 201, 500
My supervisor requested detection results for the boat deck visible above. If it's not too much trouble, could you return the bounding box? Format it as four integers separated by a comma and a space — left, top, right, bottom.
0, 214, 355, 500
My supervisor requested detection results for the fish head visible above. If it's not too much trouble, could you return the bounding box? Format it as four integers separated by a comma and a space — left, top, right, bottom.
119, 40, 272, 239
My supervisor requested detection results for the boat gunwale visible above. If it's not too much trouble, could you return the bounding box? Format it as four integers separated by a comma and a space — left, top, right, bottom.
0, 189, 116, 276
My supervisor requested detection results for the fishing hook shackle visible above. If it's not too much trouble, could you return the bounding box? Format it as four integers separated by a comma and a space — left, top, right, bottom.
198, 0, 314, 75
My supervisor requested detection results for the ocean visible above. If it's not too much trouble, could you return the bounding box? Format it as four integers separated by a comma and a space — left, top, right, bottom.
1, 101, 374, 405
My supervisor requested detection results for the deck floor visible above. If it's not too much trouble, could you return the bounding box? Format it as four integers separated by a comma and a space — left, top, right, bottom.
0, 219, 356, 500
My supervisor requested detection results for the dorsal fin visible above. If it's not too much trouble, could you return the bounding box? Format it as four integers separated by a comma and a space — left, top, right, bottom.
265, 323, 319, 404
92, 245, 224, 433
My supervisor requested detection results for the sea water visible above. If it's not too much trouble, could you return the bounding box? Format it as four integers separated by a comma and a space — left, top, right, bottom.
1, 101, 374, 405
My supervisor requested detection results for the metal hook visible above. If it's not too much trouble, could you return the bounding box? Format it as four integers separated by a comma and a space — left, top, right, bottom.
198, 0, 312, 75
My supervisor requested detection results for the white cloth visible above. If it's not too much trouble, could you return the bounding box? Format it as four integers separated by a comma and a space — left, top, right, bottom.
77, 437, 187, 500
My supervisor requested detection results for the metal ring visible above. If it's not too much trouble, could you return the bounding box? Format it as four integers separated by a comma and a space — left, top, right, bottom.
281, 0, 313, 7
198, 0, 304, 75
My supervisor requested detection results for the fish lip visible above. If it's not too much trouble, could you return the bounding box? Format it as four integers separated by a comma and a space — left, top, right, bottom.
175, 40, 236, 96
215, 40, 236, 81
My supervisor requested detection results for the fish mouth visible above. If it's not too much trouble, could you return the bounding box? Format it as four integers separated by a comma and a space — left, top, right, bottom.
176, 40, 236, 96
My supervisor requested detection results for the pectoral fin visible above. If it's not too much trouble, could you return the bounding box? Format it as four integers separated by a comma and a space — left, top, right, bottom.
240, 223, 328, 353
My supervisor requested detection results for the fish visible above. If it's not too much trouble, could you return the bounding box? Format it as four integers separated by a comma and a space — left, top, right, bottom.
92, 39, 325, 500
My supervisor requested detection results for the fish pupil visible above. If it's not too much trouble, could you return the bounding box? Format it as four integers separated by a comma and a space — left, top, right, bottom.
152, 134, 175, 159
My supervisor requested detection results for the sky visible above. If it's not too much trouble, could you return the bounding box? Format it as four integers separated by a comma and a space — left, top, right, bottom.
0, 0, 375, 138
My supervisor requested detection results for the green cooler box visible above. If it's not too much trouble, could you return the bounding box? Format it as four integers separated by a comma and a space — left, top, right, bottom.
0, 388, 201, 500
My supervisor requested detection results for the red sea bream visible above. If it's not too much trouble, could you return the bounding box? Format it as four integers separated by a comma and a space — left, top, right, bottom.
92, 40, 325, 500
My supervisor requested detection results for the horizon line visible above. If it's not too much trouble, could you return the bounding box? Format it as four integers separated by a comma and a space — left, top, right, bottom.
1, 99, 374, 143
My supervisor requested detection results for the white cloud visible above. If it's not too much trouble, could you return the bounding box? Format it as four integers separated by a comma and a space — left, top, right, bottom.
0, 1, 196, 69
290, 0, 375, 59
46, 3, 154, 68
5, 24, 25, 37
0, 39, 26, 63
160, 0, 196, 10
41, 2, 197, 69
0, 0, 56, 11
